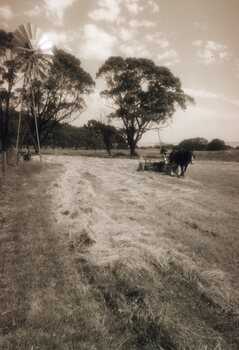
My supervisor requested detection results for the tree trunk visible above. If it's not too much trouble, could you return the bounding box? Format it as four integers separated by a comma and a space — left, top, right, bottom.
3, 70, 14, 157
2, 152, 7, 173
0, 105, 7, 153
129, 141, 137, 156
5, 91, 10, 155
0, 104, 4, 152
105, 141, 111, 155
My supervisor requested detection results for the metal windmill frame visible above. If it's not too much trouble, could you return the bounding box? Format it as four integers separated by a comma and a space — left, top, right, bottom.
12, 23, 53, 162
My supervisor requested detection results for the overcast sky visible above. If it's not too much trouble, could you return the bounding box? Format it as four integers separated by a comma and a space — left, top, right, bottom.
1, 0, 239, 144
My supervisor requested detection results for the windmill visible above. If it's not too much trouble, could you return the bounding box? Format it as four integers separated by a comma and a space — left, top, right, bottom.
12, 23, 53, 162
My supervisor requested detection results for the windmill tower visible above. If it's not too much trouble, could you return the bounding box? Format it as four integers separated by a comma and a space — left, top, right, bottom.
12, 23, 53, 162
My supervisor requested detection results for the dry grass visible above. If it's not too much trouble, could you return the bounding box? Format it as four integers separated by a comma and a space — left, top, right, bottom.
0, 161, 121, 349
194, 150, 239, 162
48, 155, 239, 349
41, 147, 239, 163
1, 155, 239, 349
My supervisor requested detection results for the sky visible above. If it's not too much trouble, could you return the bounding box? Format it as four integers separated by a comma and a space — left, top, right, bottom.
0, 0, 239, 145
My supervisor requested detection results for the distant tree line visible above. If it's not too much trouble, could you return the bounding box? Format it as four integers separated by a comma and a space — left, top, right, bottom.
178, 137, 233, 151
2, 112, 127, 153
42, 120, 128, 153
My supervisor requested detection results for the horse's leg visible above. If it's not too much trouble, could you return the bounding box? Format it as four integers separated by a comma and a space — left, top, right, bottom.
169, 163, 176, 176
184, 164, 188, 175
170, 164, 174, 176
180, 165, 184, 177
172, 164, 179, 176
175, 164, 180, 177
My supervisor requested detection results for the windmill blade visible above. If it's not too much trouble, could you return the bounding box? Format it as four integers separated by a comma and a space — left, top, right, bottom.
18, 24, 33, 50
25, 61, 32, 79
12, 23, 53, 84
34, 65, 46, 81
37, 60, 50, 74
14, 46, 33, 53
29, 24, 36, 41
18, 24, 29, 40
27, 25, 43, 51
33, 65, 39, 80
25, 23, 33, 40
34, 27, 42, 44
36, 52, 53, 64
12, 30, 28, 48
40, 55, 53, 66
13, 23, 52, 55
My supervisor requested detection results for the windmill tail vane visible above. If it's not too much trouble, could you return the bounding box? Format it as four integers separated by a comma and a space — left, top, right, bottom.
12, 23, 53, 163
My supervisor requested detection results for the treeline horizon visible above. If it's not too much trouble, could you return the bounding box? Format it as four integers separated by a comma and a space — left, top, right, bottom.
1, 113, 128, 154
4, 117, 236, 153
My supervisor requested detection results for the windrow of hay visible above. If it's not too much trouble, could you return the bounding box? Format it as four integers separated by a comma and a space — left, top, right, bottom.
1, 161, 128, 350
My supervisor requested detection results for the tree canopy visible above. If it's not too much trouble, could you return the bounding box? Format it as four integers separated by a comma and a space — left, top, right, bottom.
23, 48, 95, 146
178, 137, 208, 151
97, 56, 194, 155
86, 119, 127, 154
0, 32, 95, 152
0, 29, 18, 152
207, 138, 226, 151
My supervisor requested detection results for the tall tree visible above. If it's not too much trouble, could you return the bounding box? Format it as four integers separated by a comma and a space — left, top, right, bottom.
0, 30, 18, 152
22, 48, 94, 146
87, 119, 118, 155
97, 57, 194, 155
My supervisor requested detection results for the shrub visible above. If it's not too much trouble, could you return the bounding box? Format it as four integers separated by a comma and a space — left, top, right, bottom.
207, 138, 226, 151
178, 137, 208, 151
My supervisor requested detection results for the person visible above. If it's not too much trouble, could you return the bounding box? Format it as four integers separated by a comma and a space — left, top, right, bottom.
23, 146, 32, 161
137, 154, 146, 171
160, 146, 167, 155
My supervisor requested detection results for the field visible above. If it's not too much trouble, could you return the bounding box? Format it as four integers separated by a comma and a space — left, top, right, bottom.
41, 147, 239, 163
0, 151, 239, 349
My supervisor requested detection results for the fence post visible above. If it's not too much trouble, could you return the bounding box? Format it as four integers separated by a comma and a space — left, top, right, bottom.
2, 151, 7, 173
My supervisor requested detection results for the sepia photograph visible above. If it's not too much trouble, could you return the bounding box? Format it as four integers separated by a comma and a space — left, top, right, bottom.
0, 0, 238, 349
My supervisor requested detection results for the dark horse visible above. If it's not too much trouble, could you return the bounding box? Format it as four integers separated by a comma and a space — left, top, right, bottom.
168, 149, 195, 176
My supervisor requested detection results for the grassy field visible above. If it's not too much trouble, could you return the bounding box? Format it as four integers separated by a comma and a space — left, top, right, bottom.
0, 152, 239, 349
41, 147, 239, 162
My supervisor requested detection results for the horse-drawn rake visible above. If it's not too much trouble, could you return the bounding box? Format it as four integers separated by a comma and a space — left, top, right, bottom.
138, 154, 175, 175
138, 149, 195, 177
